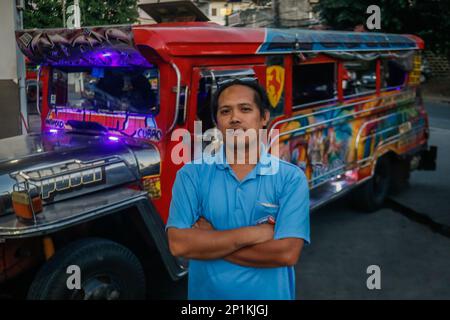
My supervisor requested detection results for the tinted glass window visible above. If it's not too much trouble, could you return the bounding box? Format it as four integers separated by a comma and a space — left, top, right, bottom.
50, 67, 159, 115
292, 63, 336, 106
342, 60, 377, 96
381, 59, 408, 88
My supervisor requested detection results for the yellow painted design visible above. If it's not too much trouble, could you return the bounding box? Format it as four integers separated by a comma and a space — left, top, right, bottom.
142, 175, 161, 199
266, 66, 285, 108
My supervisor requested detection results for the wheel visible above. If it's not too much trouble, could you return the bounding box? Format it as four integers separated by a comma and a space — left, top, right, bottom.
390, 157, 410, 194
27, 238, 146, 300
351, 156, 391, 212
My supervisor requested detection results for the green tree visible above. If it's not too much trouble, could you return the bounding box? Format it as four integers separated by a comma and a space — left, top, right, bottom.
24, 0, 64, 29
313, 0, 450, 55
24, 0, 139, 29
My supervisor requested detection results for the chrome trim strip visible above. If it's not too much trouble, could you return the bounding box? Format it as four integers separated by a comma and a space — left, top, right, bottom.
309, 165, 347, 185
342, 89, 377, 100
0, 189, 148, 238
357, 125, 425, 166
293, 97, 338, 110
36, 65, 42, 116
308, 125, 424, 191
167, 62, 181, 133
268, 89, 415, 148
182, 86, 189, 124
381, 86, 405, 92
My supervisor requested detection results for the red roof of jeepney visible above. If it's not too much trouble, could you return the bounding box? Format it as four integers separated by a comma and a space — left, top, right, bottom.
15, 22, 424, 67
132, 22, 265, 60
132, 22, 424, 61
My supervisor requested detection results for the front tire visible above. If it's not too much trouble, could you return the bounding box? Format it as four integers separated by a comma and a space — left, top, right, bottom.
390, 157, 410, 194
27, 238, 146, 300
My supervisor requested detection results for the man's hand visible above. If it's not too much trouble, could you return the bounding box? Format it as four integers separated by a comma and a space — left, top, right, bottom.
255, 223, 275, 242
193, 217, 214, 230
193, 217, 274, 242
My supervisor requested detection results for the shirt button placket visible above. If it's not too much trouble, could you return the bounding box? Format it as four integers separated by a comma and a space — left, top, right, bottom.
235, 185, 242, 211
237, 181, 249, 212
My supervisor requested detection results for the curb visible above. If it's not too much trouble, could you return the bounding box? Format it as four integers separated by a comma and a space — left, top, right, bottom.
423, 96, 450, 104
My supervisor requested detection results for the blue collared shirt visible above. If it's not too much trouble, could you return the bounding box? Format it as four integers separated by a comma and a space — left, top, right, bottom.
167, 146, 310, 300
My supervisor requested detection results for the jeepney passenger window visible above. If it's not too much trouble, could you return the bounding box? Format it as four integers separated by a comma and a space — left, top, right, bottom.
381, 58, 408, 89
292, 63, 336, 107
342, 60, 377, 97
196, 77, 215, 132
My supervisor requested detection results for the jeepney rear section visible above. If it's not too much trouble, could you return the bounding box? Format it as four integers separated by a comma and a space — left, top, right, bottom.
0, 132, 161, 284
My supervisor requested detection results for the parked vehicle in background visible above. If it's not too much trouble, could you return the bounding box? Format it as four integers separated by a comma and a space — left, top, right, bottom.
420, 56, 432, 83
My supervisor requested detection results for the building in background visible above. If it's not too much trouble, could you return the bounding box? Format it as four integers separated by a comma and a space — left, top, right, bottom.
138, 0, 261, 26
228, 0, 320, 28
0, 1, 23, 138
138, 0, 321, 28
208, 0, 253, 25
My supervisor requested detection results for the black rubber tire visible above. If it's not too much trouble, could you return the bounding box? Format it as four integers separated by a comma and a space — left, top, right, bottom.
351, 156, 392, 212
27, 237, 146, 300
390, 157, 411, 194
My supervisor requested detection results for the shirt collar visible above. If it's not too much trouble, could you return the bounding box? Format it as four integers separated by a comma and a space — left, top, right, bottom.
213, 143, 278, 176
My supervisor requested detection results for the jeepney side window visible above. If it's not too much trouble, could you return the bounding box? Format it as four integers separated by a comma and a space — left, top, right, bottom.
381, 58, 408, 89
196, 77, 215, 132
292, 62, 337, 107
342, 60, 377, 97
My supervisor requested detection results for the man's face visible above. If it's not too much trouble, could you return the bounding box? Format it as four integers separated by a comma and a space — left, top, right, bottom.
216, 84, 269, 150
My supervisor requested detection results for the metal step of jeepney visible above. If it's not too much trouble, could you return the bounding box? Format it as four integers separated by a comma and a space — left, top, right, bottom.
309, 170, 360, 211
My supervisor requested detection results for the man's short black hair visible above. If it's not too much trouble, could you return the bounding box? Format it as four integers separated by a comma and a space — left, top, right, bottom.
211, 78, 271, 123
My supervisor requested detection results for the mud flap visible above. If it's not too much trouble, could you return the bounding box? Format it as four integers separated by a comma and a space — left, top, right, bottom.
418, 145, 437, 171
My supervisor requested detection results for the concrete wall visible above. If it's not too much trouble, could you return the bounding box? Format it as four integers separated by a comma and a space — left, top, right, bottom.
0, 0, 21, 138
424, 51, 450, 78
137, 0, 252, 26
229, 0, 319, 28
0, 80, 21, 139
0, 1, 17, 80
278, 0, 315, 27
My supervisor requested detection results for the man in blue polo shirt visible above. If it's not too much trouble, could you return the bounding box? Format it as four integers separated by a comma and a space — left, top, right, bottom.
167, 79, 310, 300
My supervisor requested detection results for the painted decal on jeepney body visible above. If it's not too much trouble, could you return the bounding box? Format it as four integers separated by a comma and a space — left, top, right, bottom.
277, 89, 424, 186
13, 159, 106, 201
46, 109, 163, 142
266, 66, 285, 108
16, 26, 151, 68
408, 54, 422, 86
142, 175, 161, 199
266, 56, 285, 117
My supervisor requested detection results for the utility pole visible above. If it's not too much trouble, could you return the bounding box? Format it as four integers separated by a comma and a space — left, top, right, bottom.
272, 0, 280, 28
74, 0, 80, 28
67, 0, 81, 29
63, 0, 66, 28
15, 0, 28, 134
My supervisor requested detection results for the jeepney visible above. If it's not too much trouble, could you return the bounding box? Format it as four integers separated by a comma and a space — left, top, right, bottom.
0, 21, 436, 299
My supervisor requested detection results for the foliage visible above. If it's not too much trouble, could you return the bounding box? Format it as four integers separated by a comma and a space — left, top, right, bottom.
313, 0, 450, 55
24, 0, 139, 29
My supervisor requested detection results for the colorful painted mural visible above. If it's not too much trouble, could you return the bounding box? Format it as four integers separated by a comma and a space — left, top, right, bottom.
276, 88, 423, 187
46, 109, 162, 142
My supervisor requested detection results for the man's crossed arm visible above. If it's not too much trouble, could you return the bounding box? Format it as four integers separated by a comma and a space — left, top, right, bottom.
167, 218, 303, 268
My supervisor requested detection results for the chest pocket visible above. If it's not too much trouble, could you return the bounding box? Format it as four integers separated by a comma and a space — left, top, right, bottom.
252, 201, 279, 225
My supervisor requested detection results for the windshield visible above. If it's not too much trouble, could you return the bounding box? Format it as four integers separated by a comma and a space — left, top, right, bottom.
49, 67, 159, 115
